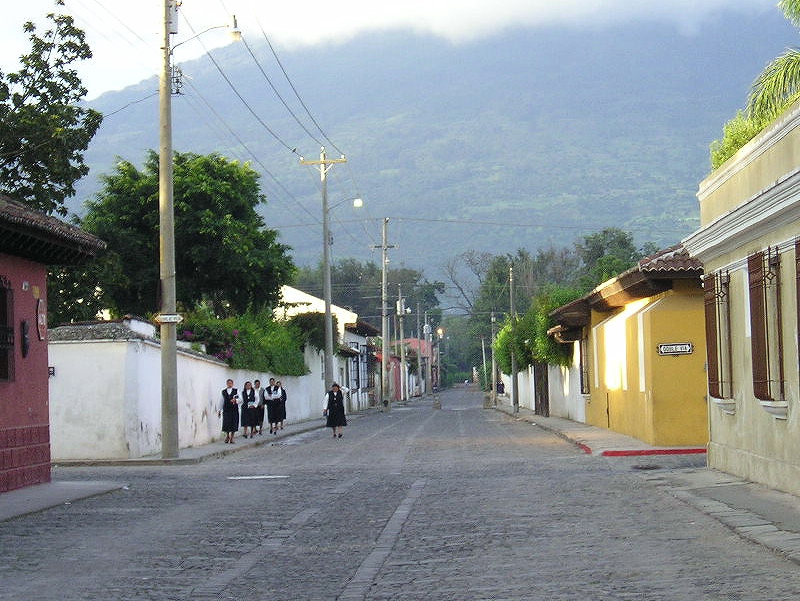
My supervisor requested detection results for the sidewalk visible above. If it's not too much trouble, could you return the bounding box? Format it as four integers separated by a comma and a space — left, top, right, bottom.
493, 400, 706, 456
493, 398, 800, 564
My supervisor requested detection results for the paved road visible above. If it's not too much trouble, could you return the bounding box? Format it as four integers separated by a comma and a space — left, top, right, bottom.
2, 388, 800, 600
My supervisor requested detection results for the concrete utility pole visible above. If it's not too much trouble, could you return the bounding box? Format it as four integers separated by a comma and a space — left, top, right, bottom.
374, 218, 395, 410
416, 302, 423, 397
423, 313, 432, 396
156, 3, 241, 459
490, 311, 497, 405
157, 0, 180, 459
300, 147, 346, 389
397, 286, 410, 401
510, 266, 519, 413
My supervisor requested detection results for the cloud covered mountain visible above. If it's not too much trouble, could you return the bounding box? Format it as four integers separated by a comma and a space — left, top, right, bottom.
76, 8, 797, 272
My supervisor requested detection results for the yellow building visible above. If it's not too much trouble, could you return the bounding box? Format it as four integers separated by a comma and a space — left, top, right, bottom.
550, 246, 708, 446
684, 101, 800, 495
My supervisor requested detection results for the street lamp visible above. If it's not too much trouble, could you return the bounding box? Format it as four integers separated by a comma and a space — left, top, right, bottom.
157, 1, 239, 458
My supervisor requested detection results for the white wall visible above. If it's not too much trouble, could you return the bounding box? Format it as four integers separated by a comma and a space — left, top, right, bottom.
547, 343, 587, 423
49, 338, 331, 460
498, 346, 586, 423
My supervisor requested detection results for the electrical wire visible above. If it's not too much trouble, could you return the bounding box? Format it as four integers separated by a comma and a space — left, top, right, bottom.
237, 33, 326, 149
254, 18, 346, 157
181, 78, 320, 224
102, 91, 159, 117
181, 17, 301, 156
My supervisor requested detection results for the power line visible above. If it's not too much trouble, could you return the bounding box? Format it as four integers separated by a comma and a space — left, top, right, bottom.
255, 18, 346, 157
181, 16, 301, 157
237, 33, 326, 148
181, 78, 319, 224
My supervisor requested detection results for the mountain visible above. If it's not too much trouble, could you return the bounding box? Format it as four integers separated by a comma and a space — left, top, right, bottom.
76, 10, 798, 275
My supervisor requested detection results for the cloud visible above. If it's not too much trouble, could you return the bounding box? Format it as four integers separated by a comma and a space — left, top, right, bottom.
0, 0, 781, 97
255, 0, 779, 45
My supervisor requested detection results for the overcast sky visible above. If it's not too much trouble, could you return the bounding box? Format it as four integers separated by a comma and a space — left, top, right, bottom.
0, 0, 784, 98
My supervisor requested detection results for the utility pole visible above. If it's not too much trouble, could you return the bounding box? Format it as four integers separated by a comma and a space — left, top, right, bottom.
490, 311, 498, 406
510, 266, 519, 413
423, 312, 432, 396
300, 147, 346, 389
157, 0, 179, 459
397, 285, 410, 401
373, 218, 394, 410
416, 302, 423, 397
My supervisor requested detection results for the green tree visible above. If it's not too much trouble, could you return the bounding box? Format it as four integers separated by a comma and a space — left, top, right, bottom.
0, 2, 102, 215
294, 259, 442, 325
56, 151, 294, 320
575, 228, 644, 290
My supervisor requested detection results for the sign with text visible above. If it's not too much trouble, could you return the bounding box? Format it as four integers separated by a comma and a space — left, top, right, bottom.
657, 342, 693, 356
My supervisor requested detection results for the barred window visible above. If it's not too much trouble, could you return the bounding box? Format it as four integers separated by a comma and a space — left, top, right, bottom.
0, 276, 12, 381
748, 249, 784, 402
579, 334, 590, 395
704, 271, 732, 399
349, 342, 360, 388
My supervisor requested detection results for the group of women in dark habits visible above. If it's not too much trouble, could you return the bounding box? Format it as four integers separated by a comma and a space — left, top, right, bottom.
218, 377, 287, 443
219, 378, 348, 443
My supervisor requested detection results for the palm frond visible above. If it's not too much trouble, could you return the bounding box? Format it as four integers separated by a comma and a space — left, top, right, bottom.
747, 48, 800, 122
780, 0, 800, 27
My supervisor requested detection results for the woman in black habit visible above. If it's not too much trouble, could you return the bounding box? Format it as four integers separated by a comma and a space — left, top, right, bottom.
240, 381, 257, 438
218, 379, 240, 444
323, 383, 347, 439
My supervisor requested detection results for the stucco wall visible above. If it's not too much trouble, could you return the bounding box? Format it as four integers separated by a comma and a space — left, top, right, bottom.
0, 253, 51, 491
49, 338, 336, 460
686, 99, 800, 496
547, 343, 587, 423
586, 289, 708, 447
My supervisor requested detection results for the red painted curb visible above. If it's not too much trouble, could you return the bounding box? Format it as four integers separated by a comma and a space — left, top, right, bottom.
576, 443, 592, 454
599, 448, 707, 457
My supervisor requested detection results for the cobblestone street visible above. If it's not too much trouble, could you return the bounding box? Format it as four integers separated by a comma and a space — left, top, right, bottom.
2, 388, 800, 600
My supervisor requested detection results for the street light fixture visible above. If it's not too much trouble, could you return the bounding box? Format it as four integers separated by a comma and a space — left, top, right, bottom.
157, 1, 240, 458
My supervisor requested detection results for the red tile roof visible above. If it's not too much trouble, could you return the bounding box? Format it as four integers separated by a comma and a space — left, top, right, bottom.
0, 195, 105, 264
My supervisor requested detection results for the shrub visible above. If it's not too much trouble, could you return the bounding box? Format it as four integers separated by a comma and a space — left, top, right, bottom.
178, 309, 307, 376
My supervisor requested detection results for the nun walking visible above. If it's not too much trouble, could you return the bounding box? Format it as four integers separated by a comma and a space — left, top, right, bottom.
323, 383, 347, 439
218, 379, 240, 444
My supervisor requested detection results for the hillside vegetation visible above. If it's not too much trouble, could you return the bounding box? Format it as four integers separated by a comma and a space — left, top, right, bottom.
76, 11, 796, 269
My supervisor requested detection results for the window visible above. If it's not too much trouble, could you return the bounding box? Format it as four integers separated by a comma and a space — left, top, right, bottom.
748, 249, 784, 401
704, 271, 733, 399
360, 344, 368, 391
349, 342, 360, 388
0, 276, 12, 381
579, 333, 590, 395
796, 239, 800, 380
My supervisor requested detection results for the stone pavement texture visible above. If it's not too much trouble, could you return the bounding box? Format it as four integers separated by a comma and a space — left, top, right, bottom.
2, 388, 800, 600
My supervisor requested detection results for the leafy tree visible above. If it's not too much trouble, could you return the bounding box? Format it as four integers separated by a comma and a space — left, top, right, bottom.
0, 2, 102, 215
294, 258, 442, 326
575, 227, 645, 290
710, 110, 767, 169
57, 151, 294, 320
529, 285, 584, 367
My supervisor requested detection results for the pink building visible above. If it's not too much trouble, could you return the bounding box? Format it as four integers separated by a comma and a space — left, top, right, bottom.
0, 196, 104, 493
